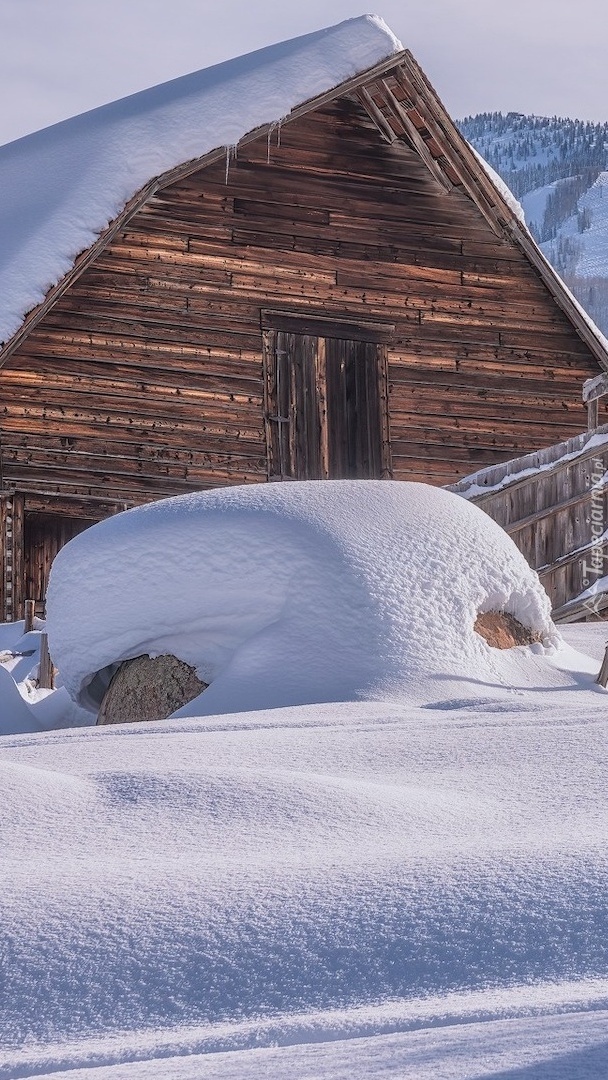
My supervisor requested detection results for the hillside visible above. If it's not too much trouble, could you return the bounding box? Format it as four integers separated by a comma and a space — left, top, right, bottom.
460, 112, 608, 335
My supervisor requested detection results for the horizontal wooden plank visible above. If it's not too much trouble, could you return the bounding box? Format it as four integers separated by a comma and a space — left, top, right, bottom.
393, 323, 598, 359
1, 440, 267, 480
390, 420, 576, 450
1, 451, 266, 486
0, 368, 263, 409
386, 365, 593, 398
0, 406, 266, 447
14, 348, 261, 382
389, 386, 585, 422
261, 309, 394, 342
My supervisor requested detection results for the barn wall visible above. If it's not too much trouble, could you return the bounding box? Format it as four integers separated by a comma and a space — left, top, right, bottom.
0, 96, 602, 515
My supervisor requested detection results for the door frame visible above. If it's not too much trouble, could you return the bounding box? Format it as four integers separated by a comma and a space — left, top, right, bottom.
261, 309, 394, 481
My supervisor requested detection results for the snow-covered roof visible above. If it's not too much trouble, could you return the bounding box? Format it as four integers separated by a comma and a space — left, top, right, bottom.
2, 14, 608, 375
0, 15, 402, 348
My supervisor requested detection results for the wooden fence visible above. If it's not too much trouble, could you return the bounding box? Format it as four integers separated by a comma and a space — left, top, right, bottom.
448, 424, 608, 621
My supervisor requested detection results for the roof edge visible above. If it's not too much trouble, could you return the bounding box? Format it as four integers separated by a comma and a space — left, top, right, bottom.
398, 51, 608, 372
3, 45, 608, 378
0, 51, 407, 368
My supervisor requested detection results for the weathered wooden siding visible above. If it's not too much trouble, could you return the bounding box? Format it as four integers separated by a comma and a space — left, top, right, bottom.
0, 493, 24, 622
0, 96, 602, 515
449, 427, 608, 618
24, 514, 91, 608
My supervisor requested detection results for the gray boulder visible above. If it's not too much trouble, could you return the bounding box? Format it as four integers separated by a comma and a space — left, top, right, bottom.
97, 654, 207, 725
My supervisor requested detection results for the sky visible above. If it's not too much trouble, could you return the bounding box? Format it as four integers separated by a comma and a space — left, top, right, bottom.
1, 0, 608, 147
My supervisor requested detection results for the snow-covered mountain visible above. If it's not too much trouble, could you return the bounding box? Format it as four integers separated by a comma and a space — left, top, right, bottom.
460, 112, 608, 335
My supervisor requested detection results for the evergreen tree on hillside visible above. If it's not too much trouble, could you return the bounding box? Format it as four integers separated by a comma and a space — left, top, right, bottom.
457, 112, 608, 335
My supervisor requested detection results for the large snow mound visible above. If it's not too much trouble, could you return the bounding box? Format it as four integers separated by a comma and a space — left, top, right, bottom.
0, 15, 401, 347
47, 480, 558, 717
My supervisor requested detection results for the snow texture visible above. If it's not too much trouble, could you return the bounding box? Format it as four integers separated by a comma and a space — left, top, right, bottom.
470, 145, 527, 224
3, 481, 608, 1075
0, 15, 401, 347
0, 621, 92, 736
3, 668, 608, 1074
46, 480, 560, 717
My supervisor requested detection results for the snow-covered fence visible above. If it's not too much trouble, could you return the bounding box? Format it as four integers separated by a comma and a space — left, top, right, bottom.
448, 425, 608, 620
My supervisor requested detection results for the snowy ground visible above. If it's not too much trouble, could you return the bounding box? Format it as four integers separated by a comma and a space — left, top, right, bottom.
3, 661, 608, 1079
3, 482, 608, 1078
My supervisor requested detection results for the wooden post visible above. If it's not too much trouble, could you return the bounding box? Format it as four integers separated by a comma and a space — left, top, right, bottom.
583, 373, 608, 431
38, 633, 54, 690
596, 643, 608, 687
24, 599, 35, 634
0, 496, 9, 622
12, 494, 25, 621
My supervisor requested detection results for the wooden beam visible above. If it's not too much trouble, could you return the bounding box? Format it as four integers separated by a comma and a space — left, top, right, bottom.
378, 79, 452, 193
583, 372, 608, 402
261, 308, 395, 342
12, 493, 25, 621
38, 633, 55, 690
389, 67, 505, 234
24, 599, 35, 634
0, 493, 25, 622
354, 86, 398, 144
0, 496, 10, 622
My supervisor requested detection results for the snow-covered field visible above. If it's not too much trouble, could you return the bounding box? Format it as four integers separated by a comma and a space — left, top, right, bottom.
2, 481, 608, 1078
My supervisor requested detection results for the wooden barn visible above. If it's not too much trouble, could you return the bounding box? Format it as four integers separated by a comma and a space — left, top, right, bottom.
1, 15, 607, 621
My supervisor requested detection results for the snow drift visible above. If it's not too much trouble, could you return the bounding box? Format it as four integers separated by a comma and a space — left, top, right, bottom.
47, 480, 558, 717
3, 688, 608, 1073
5, 482, 608, 1076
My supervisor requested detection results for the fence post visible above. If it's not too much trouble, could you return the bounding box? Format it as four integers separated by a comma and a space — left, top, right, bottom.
38, 633, 54, 690
24, 599, 35, 634
596, 643, 608, 688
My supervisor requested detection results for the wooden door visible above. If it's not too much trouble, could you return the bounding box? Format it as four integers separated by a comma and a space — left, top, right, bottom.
24, 513, 93, 614
264, 327, 391, 480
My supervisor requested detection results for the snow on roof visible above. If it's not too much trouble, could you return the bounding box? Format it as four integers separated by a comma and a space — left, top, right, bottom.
0, 15, 402, 348
469, 145, 527, 224
47, 480, 559, 717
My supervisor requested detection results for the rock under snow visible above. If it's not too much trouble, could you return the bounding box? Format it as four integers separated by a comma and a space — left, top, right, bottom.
97, 653, 208, 725
474, 610, 542, 649
46, 480, 559, 719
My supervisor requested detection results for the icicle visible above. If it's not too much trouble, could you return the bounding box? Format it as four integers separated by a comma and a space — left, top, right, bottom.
225, 144, 238, 184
